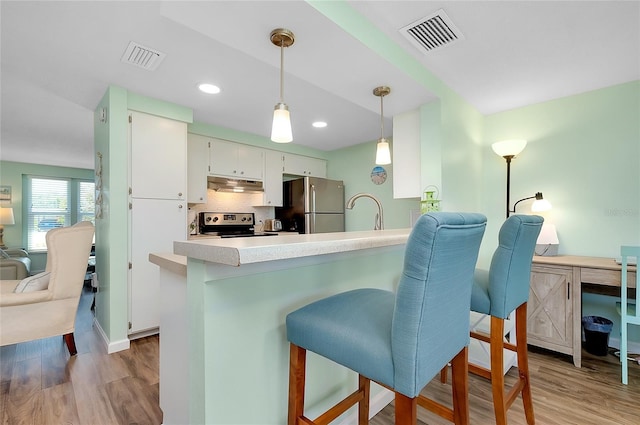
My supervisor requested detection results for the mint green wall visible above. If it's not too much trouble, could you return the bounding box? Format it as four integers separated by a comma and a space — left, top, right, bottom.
94, 86, 128, 345
326, 142, 419, 231
483, 81, 640, 257
94, 86, 193, 349
483, 81, 640, 345
0, 161, 93, 271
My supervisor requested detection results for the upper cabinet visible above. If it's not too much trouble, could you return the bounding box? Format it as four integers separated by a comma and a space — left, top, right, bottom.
210, 139, 264, 180
187, 134, 209, 203
130, 111, 186, 200
283, 153, 327, 178
255, 150, 284, 207
392, 103, 442, 200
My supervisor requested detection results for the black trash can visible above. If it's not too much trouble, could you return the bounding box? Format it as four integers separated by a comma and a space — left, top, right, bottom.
582, 316, 613, 356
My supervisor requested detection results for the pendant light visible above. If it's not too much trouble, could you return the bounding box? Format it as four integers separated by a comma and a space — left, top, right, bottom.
270, 28, 294, 143
373, 86, 391, 165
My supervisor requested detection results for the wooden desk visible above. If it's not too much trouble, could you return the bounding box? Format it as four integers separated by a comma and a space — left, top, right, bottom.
528, 255, 637, 368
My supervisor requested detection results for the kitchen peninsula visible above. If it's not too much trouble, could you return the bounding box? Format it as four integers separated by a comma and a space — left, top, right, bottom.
150, 229, 412, 424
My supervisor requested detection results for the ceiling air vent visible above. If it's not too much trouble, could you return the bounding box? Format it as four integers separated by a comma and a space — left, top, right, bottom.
400, 9, 464, 53
120, 41, 166, 71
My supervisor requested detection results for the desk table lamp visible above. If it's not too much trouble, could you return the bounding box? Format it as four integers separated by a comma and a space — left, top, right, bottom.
0, 207, 15, 249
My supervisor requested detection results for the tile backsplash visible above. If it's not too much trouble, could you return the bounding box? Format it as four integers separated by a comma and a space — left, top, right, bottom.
187, 189, 275, 234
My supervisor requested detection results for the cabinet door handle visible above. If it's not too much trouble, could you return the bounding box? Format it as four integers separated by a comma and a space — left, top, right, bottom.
567, 281, 570, 299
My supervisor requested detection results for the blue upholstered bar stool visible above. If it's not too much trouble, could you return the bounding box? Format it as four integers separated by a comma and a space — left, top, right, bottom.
467, 215, 543, 425
286, 212, 487, 425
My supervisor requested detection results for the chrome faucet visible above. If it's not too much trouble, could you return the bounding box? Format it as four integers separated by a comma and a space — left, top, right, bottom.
345, 193, 384, 230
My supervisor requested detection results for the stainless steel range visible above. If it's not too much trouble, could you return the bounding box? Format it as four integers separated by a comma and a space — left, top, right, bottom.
198, 212, 277, 238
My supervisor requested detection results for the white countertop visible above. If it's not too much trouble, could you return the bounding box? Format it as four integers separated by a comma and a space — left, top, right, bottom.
173, 229, 411, 267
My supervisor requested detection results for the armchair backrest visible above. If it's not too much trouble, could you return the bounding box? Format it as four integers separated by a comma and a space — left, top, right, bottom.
391, 212, 487, 397
45, 221, 95, 300
488, 215, 544, 318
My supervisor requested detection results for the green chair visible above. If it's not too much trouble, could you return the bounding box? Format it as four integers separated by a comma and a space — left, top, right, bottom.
616, 245, 640, 385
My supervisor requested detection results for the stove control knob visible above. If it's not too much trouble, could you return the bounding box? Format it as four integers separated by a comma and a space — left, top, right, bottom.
212, 217, 219, 222
241, 217, 247, 222
205, 216, 212, 222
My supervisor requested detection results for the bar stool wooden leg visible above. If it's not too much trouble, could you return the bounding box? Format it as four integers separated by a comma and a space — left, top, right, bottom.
516, 303, 535, 425
450, 346, 470, 425
288, 343, 307, 425
395, 392, 417, 424
490, 316, 507, 425
358, 375, 370, 425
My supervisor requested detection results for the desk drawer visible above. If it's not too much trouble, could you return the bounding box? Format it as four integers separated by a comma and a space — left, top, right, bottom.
581, 268, 636, 287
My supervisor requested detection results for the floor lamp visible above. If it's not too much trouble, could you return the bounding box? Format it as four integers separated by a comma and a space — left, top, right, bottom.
492, 140, 551, 218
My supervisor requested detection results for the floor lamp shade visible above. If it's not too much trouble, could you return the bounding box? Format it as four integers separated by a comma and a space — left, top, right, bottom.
492, 140, 527, 158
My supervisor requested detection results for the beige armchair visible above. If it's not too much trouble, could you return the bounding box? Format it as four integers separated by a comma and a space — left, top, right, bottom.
0, 248, 31, 280
0, 221, 94, 355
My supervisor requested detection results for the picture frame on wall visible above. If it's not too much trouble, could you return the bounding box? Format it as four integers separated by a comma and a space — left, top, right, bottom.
0, 186, 11, 204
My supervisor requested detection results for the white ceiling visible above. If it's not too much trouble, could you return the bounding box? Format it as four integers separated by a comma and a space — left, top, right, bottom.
1, 1, 638, 170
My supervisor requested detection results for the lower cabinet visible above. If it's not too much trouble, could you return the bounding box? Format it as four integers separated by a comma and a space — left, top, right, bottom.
527, 264, 575, 357
130, 198, 186, 335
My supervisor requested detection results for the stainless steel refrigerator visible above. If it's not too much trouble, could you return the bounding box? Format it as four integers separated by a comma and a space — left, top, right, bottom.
275, 177, 345, 234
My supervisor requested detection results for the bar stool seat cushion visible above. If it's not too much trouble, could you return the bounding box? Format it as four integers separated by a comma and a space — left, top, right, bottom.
287, 288, 395, 388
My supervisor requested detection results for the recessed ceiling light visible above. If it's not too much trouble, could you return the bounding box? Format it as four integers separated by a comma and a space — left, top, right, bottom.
198, 83, 220, 94
312, 121, 327, 128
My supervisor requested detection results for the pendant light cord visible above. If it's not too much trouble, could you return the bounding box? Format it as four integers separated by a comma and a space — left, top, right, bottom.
279, 42, 284, 103
379, 94, 385, 139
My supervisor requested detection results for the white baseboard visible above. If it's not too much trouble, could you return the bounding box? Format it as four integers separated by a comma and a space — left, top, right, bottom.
128, 327, 159, 341
607, 337, 640, 354
336, 386, 394, 425
93, 317, 130, 353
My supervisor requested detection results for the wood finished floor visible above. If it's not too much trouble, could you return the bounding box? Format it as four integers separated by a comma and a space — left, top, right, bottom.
1, 288, 639, 424
0, 288, 162, 425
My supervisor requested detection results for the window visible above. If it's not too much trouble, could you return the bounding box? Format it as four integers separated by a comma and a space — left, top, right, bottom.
25, 176, 95, 251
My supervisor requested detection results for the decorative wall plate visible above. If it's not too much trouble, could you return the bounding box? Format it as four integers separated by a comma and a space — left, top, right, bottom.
370, 166, 387, 185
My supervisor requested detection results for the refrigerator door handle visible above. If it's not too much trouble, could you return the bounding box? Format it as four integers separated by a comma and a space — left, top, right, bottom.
310, 184, 316, 213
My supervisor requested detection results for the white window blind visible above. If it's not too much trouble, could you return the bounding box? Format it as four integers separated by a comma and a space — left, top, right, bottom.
25, 176, 95, 251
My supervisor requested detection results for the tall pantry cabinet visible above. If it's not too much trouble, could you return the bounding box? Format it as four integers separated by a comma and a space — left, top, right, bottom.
129, 111, 187, 335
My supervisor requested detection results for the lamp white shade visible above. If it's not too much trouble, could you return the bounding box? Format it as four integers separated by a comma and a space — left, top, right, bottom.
271, 103, 292, 143
375, 139, 391, 165
492, 140, 527, 157
536, 223, 559, 245
0, 207, 15, 225
531, 198, 552, 212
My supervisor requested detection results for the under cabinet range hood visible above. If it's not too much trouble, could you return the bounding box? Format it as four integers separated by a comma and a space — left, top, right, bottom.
207, 176, 264, 193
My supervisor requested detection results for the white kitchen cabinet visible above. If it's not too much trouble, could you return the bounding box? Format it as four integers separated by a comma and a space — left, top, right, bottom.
187, 133, 209, 203
129, 111, 187, 336
210, 138, 264, 180
392, 103, 441, 199
130, 111, 186, 200
255, 150, 283, 207
282, 153, 326, 178
130, 198, 186, 334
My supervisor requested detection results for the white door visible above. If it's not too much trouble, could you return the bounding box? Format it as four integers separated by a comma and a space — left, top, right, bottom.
130, 198, 186, 334
130, 111, 187, 200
